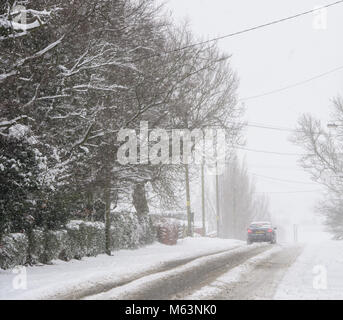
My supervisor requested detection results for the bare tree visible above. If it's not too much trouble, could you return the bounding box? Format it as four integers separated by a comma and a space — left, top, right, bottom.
292, 97, 343, 238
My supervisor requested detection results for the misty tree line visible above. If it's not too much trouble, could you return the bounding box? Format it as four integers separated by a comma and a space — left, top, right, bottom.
1, 0, 270, 249
293, 97, 343, 238
195, 157, 270, 240
218, 157, 271, 239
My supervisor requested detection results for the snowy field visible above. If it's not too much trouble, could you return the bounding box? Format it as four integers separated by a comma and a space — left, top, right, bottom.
0, 238, 243, 300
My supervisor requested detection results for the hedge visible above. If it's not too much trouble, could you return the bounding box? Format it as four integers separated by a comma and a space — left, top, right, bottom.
0, 212, 156, 269
0, 233, 28, 269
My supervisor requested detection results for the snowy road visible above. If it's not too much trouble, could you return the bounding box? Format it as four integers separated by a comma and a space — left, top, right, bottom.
100, 238, 343, 300
182, 245, 302, 300
85, 243, 287, 300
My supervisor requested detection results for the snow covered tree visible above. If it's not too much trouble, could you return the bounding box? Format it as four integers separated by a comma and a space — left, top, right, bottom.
0, 122, 39, 240
1, 0, 246, 254
292, 97, 343, 238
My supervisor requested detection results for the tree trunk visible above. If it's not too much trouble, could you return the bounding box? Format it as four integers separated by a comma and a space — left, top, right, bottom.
104, 183, 111, 256
87, 190, 94, 222
132, 182, 149, 216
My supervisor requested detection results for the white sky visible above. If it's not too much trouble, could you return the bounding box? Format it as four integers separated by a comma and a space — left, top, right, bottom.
160, 0, 343, 225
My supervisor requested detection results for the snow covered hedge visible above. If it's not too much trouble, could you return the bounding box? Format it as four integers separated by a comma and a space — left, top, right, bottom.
111, 213, 155, 249
0, 233, 28, 269
0, 213, 156, 269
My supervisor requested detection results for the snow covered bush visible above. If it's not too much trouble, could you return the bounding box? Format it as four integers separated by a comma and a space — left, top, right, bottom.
26, 228, 69, 263
29, 229, 45, 264
62, 214, 154, 259
0, 124, 41, 240
137, 216, 156, 245
65, 220, 89, 260
0, 213, 155, 268
110, 212, 156, 249
111, 212, 140, 249
81, 221, 106, 257
42, 230, 69, 263
52, 213, 155, 262
0, 233, 28, 269
27, 229, 66, 264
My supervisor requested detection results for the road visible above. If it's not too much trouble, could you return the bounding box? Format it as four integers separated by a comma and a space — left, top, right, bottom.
179, 245, 302, 300
85, 243, 302, 300
217, 245, 302, 299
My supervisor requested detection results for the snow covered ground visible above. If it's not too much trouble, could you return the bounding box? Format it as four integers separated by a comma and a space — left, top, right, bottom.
0, 237, 243, 300
84, 242, 270, 300
275, 238, 343, 299
184, 245, 283, 300
3, 224, 342, 300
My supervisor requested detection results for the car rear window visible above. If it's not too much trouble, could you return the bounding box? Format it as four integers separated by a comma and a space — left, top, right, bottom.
250, 223, 271, 228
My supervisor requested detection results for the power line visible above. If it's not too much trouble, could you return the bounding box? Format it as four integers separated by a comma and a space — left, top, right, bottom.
242, 122, 296, 132
234, 121, 303, 133
235, 146, 306, 156
249, 164, 306, 171
119, 63, 343, 122
228, 119, 323, 134
102, 120, 316, 157
244, 121, 324, 135
240, 65, 343, 102
249, 172, 317, 185
137, 0, 343, 61
254, 190, 323, 194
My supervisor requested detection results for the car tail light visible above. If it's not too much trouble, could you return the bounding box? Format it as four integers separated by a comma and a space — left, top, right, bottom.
248, 229, 252, 233
268, 229, 273, 233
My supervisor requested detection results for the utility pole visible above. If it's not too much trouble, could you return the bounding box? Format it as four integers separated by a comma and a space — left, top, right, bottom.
232, 186, 237, 239
293, 224, 298, 243
214, 129, 221, 238
232, 159, 237, 239
215, 157, 220, 237
201, 131, 206, 237
201, 161, 206, 236
185, 163, 193, 237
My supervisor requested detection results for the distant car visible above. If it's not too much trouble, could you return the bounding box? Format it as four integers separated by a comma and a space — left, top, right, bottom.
247, 221, 277, 245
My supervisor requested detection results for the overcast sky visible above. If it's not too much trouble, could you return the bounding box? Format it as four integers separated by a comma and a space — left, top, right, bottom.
160, 0, 343, 225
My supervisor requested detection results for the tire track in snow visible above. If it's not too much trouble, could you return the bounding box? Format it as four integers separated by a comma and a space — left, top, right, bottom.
84, 243, 272, 300
181, 244, 302, 300
54, 244, 243, 300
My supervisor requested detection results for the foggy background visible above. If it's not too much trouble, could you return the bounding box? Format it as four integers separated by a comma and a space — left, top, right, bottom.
160, 0, 343, 237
